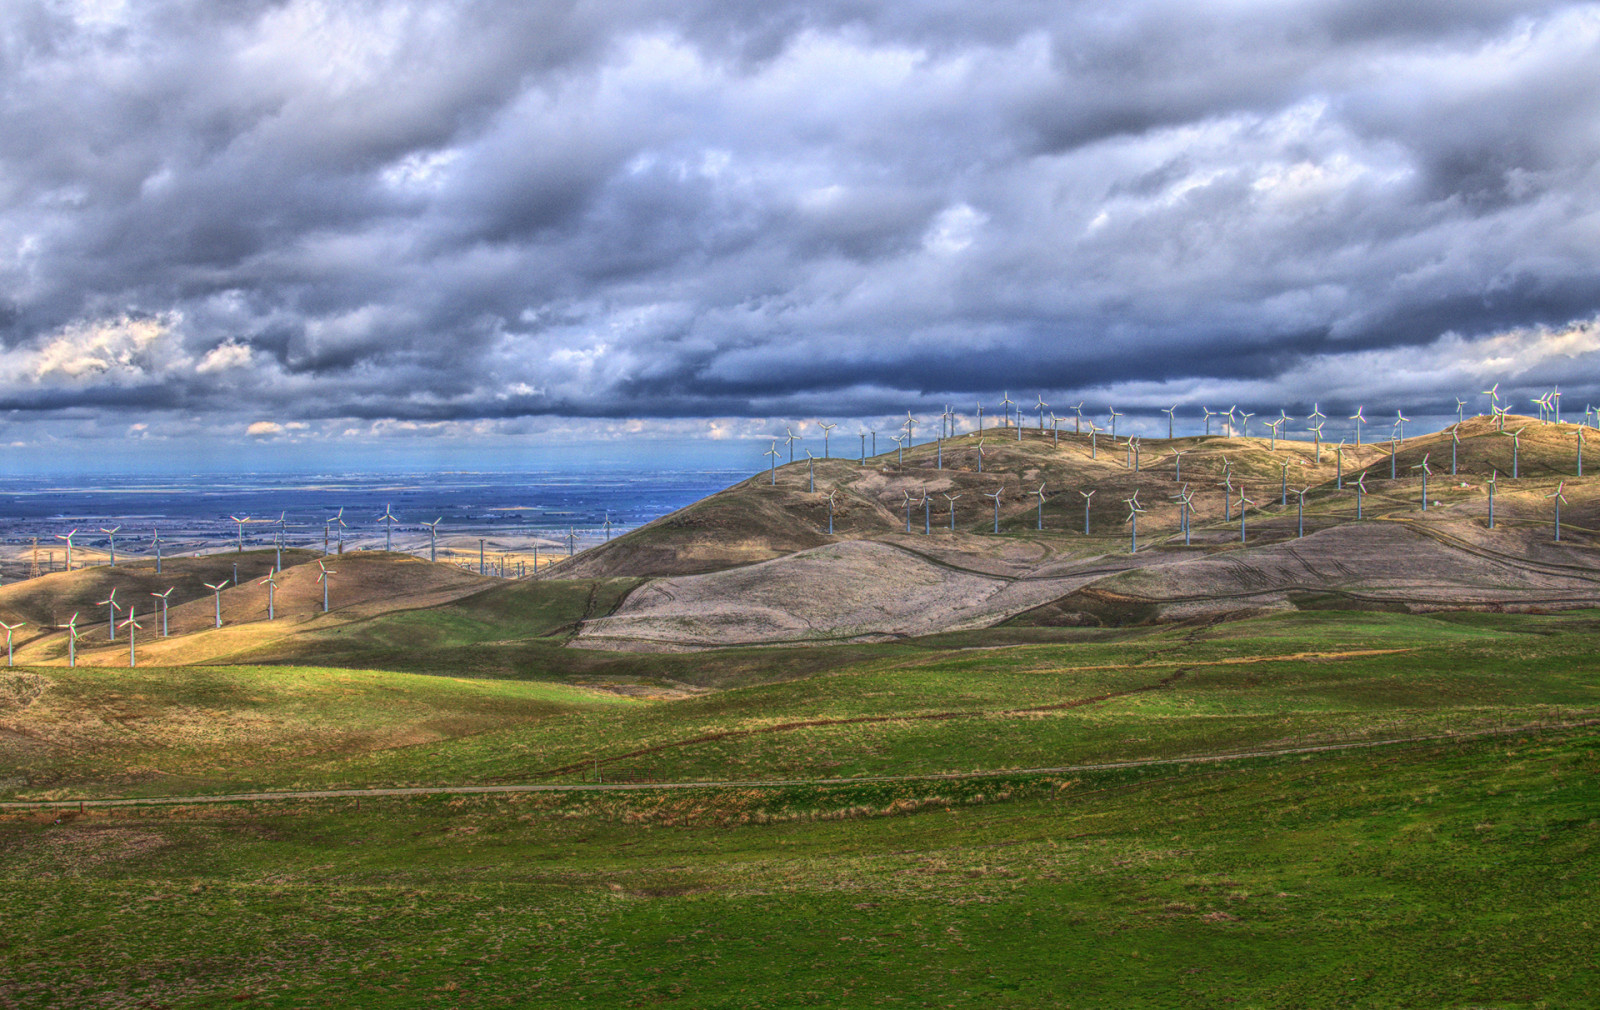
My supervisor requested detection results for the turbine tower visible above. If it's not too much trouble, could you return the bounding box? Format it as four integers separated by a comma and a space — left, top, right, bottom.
1293, 488, 1310, 538
230, 515, 250, 553
100, 525, 121, 566
825, 490, 837, 535
1238, 486, 1254, 543
422, 518, 442, 561
120, 607, 142, 667
1411, 453, 1432, 511
204, 581, 227, 628
1542, 483, 1568, 541
1349, 406, 1366, 447
1079, 489, 1095, 535
1107, 406, 1123, 439
260, 572, 278, 620
1162, 404, 1178, 439
316, 562, 334, 612
97, 587, 120, 642
765, 441, 781, 484
65, 613, 79, 668
1034, 482, 1047, 531
151, 587, 174, 636
377, 504, 399, 552
1124, 492, 1146, 553
55, 529, 77, 571
984, 487, 1004, 534
151, 528, 163, 574
1352, 473, 1368, 520
943, 492, 961, 531
1503, 427, 1525, 479
0, 620, 22, 667
819, 421, 837, 459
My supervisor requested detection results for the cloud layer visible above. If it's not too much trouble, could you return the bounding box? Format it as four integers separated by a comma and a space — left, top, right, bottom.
3, 0, 1599, 455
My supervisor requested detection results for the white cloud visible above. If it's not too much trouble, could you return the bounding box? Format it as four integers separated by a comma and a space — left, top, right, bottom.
195, 340, 253, 373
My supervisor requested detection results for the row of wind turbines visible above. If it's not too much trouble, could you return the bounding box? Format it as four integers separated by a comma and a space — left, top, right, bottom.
768, 386, 1588, 553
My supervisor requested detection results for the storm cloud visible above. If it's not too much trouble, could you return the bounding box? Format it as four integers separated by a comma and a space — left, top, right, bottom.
2, 0, 1599, 453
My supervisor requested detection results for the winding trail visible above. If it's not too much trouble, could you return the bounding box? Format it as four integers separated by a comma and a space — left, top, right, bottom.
4, 717, 1592, 811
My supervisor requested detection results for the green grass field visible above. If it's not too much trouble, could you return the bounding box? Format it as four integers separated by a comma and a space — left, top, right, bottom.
2, 604, 1598, 1006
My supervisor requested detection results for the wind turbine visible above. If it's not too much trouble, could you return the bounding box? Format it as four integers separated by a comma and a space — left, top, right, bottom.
1079, 489, 1095, 534
1162, 404, 1178, 439
151, 588, 174, 636
1173, 449, 1186, 482
1219, 476, 1234, 523
1131, 436, 1142, 472
1450, 425, 1462, 476
984, 487, 1004, 534
1239, 411, 1254, 438
765, 441, 780, 484
1201, 406, 1216, 436
1124, 492, 1146, 553
0, 620, 22, 667
260, 571, 278, 620
806, 450, 816, 493
1107, 406, 1123, 439
785, 426, 799, 463
377, 504, 399, 551
858, 432, 868, 466
65, 613, 79, 668
1293, 487, 1310, 538
976, 437, 987, 473
603, 514, 613, 541
97, 587, 120, 642
819, 421, 837, 459
1071, 402, 1084, 435
1349, 407, 1366, 447
1049, 413, 1065, 446
1487, 470, 1498, 529
1552, 386, 1562, 424
922, 491, 932, 534
1308, 421, 1325, 464
1000, 392, 1016, 429
316, 562, 334, 612
1491, 404, 1508, 433
1455, 397, 1467, 426
272, 512, 285, 571
1394, 409, 1410, 441
1034, 482, 1047, 530
422, 518, 442, 561
825, 490, 838, 535
1238, 486, 1254, 543
1578, 425, 1586, 478
1171, 485, 1192, 545
151, 528, 163, 574
1035, 395, 1049, 434
204, 581, 227, 628
892, 433, 906, 465
1224, 405, 1238, 437
1503, 426, 1525, 479
1266, 416, 1284, 450
1087, 421, 1100, 459
902, 491, 916, 534
1389, 428, 1400, 480
1333, 441, 1345, 489
943, 492, 961, 531
100, 525, 121, 566
1309, 403, 1327, 430
55, 529, 77, 571
976, 401, 984, 435
230, 515, 250, 553
1542, 483, 1568, 541
120, 607, 142, 667
566, 527, 578, 556
1352, 473, 1368, 520
1411, 453, 1432, 511
1483, 383, 1500, 418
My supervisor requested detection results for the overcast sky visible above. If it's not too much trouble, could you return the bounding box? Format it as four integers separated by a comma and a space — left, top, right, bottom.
2, 0, 1599, 470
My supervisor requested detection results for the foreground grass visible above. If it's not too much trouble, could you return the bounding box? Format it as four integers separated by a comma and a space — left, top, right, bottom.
1, 730, 1594, 1008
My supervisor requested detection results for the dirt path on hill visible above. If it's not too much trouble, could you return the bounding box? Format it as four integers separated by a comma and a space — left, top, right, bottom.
4, 718, 1593, 812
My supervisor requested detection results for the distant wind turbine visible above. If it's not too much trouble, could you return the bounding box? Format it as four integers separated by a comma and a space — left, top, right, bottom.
1124, 492, 1146, 553
1162, 404, 1178, 439
422, 518, 442, 561
1487, 470, 1498, 529
825, 490, 838, 535
1503, 426, 1525, 478
1411, 453, 1432, 511
230, 515, 250, 553
1548, 482, 1568, 541
56, 529, 77, 571
119, 607, 142, 667
316, 562, 334, 612
151, 527, 164, 574
1293, 487, 1310, 538
820, 421, 837, 458
1034, 482, 1047, 530
65, 613, 79, 668
204, 581, 227, 628
97, 587, 120, 642
943, 492, 961, 531
984, 487, 1004, 534
377, 504, 399, 552
260, 571, 278, 620
765, 440, 781, 484
1238, 486, 1254, 543
100, 525, 121, 567
151, 587, 174, 636
0, 619, 22, 667
1352, 473, 1368, 520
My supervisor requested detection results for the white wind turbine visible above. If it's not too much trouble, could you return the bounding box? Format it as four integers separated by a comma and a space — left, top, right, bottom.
1394, 409, 1410, 441
1071, 402, 1085, 435
230, 515, 250, 553
1237, 485, 1254, 543
1455, 397, 1468, 426
97, 587, 120, 642
1107, 406, 1123, 439
859, 431, 868, 466
1239, 411, 1254, 438
765, 440, 781, 484
1087, 421, 1101, 459
65, 613, 79, 668
976, 437, 987, 473
892, 433, 907, 465
1035, 395, 1049, 434
204, 581, 227, 628
1000, 391, 1016, 429
271, 512, 286, 571
55, 529, 77, 571
820, 421, 837, 458
1279, 459, 1292, 507
1224, 405, 1238, 437
1293, 487, 1310, 538
100, 525, 121, 566
1503, 426, 1525, 478
785, 426, 800, 463
151, 587, 174, 636
1486, 470, 1499, 528
1172, 448, 1187, 483
422, 518, 442, 561
1333, 441, 1345, 489
151, 527, 164, 574
825, 490, 838, 535
1349, 406, 1366, 447
1482, 383, 1500, 418
119, 607, 142, 667
1450, 425, 1462, 476
260, 571, 278, 620
1201, 406, 1216, 436
1171, 484, 1193, 545
603, 513, 613, 542
377, 504, 399, 552
316, 561, 334, 612
1266, 416, 1284, 450
1352, 473, 1368, 520
1162, 404, 1178, 439
1219, 474, 1234, 523
1079, 489, 1095, 534
943, 492, 961, 531
984, 487, 1004, 534
1124, 491, 1146, 553
0, 619, 22, 667
1034, 482, 1047, 530
1309, 421, 1325, 464
902, 491, 916, 533
1577, 424, 1586, 478
1388, 425, 1401, 479
1130, 436, 1142, 472
805, 449, 817, 492
1049, 413, 1065, 446
922, 490, 933, 534
1411, 453, 1432, 511
1542, 480, 1568, 541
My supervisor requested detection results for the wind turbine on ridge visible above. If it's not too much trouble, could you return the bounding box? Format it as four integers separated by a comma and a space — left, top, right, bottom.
100, 525, 121, 567
377, 504, 399, 552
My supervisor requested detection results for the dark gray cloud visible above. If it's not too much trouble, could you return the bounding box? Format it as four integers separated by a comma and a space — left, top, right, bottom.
2, 0, 1599, 456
